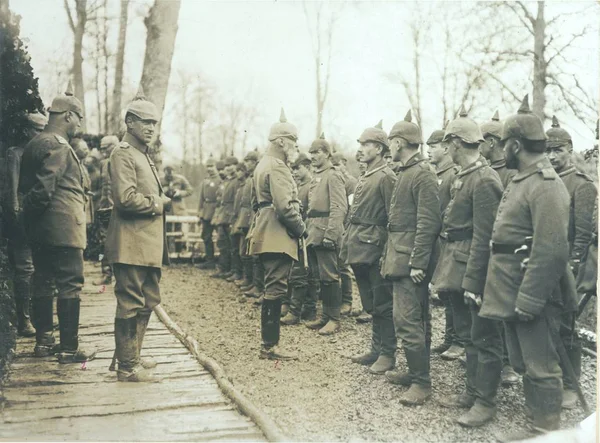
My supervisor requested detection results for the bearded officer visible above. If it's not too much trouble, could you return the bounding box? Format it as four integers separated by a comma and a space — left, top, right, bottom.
248, 109, 305, 360
2, 111, 47, 337
426, 126, 463, 358
19, 81, 95, 362
479, 110, 517, 189
380, 110, 441, 404
106, 87, 171, 382
479, 95, 576, 438
433, 106, 504, 428
341, 120, 397, 373
197, 157, 221, 269
545, 115, 597, 409
303, 134, 347, 335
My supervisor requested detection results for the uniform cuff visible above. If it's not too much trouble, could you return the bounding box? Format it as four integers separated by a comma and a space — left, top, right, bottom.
462, 277, 484, 295
151, 195, 163, 216
515, 291, 546, 316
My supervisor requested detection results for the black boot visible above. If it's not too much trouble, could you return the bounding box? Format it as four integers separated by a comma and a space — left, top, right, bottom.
56, 298, 97, 363
399, 348, 431, 406
318, 283, 341, 336
32, 297, 55, 357
432, 301, 454, 354
137, 311, 157, 369
115, 317, 157, 382
14, 280, 35, 337
260, 299, 297, 360
457, 360, 502, 427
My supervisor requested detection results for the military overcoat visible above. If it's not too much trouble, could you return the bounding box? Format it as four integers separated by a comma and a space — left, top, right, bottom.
490, 159, 517, 189
197, 174, 221, 222
435, 158, 459, 216
232, 176, 254, 234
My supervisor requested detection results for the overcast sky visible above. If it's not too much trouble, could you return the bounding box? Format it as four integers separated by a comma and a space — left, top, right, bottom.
11, 0, 600, 160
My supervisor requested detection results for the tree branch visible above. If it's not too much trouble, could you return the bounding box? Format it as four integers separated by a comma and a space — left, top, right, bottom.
547, 28, 590, 65
504, 1, 534, 35
64, 0, 76, 31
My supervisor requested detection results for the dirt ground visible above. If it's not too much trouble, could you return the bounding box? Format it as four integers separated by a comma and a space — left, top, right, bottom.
0, 248, 16, 395
161, 263, 597, 442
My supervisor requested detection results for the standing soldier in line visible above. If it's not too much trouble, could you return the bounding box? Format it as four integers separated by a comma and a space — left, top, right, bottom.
381, 110, 441, 404
19, 82, 95, 362
303, 134, 347, 335
2, 111, 47, 337
106, 87, 171, 382
211, 156, 239, 279
433, 106, 504, 427
197, 157, 221, 270
426, 126, 463, 359
332, 152, 357, 315
92, 135, 119, 286
281, 153, 318, 324
545, 116, 597, 409
341, 120, 397, 373
479, 111, 520, 386
248, 109, 305, 360
233, 151, 259, 289
162, 164, 193, 215
228, 161, 248, 283
479, 96, 576, 438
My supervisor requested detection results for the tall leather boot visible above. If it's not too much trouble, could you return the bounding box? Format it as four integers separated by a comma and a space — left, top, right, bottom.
439, 349, 478, 409
399, 349, 431, 406
137, 310, 157, 369
457, 359, 502, 427
532, 386, 562, 433
56, 298, 97, 363
281, 285, 305, 325
260, 298, 297, 360
14, 280, 35, 337
352, 315, 380, 365
561, 339, 582, 409
115, 317, 157, 382
318, 283, 341, 336
32, 297, 55, 357
370, 315, 395, 374
239, 257, 254, 287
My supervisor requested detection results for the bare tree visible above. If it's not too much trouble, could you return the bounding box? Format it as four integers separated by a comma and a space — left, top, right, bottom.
302, 1, 341, 138
110, 0, 129, 133
140, 0, 182, 156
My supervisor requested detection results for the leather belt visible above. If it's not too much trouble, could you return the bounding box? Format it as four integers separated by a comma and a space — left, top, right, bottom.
307, 210, 330, 218
257, 201, 274, 210
387, 224, 415, 233
440, 229, 473, 242
491, 242, 525, 254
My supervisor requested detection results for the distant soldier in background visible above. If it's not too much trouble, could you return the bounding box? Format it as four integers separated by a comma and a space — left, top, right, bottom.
426, 126, 463, 359
106, 87, 170, 382
248, 109, 305, 360
93, 135, 119, 286
2, 111, 47, 337
480, 95, 577, 438
227, 161, 248, 283
545, 115, 597, 409
281, 153, 318, 324
342, 120, 397, 373
303, 134, 347, 335
332, 151, 357, 315
197, 157, 221, 269
162, 164, 192, 215
20, 81, 95, 362
71, 138, 94, 256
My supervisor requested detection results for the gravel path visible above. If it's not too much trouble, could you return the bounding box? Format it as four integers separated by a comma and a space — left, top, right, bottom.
161, 264, 596, 442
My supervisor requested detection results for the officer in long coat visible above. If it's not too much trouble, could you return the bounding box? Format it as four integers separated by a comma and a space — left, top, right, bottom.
341, 121, 397, 373
545, 116, 597, 409
281, 153, 318, 324
19, 82, 95, 362
303, 134, 347, 335
433, 107, 504, 428
480, 95, 577, 438
381, 111, 441, 405
426, 127, 463, 358
248, 109, 306, 360
2, 112, 47, 337
105, 87, 171, 382
479, 111, 517, 189
197, 157, 221, 269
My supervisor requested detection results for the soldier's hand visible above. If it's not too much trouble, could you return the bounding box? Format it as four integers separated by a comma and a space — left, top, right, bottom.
322, 238, 336, 250
515, 307, 534, 322
410, 268, 426, 284
464, 291, 482, 308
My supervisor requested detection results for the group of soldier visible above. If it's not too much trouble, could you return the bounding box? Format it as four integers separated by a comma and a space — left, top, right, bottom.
2, 75, 597, 440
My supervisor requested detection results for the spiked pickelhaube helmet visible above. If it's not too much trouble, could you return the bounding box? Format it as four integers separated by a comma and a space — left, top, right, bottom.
546, 115, 572, 148
358, 120, 389, 148
126, 86, 160, 122
501, 94, 546, 142
268, 108, 298, 142
443, 105, 484, 144
48, 80, 84, 116
389, 110, 423, 144
480, 110, 503, 139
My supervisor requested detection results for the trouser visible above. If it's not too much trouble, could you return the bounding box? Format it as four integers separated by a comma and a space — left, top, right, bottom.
113, 263, 161, 319
201, 219, 216, 261
504, 314, 563, 424
308, 246, 341, 321
239, 228, 253, 281
7, 224, 34, 311
352, 262, 396, 357
30, 245, 84, 345
230, 232, 243, 275
288, 248, 318, 317
339, 256, 353, 305
393, 277, 431, 387
559, 312, 581, 391
445, 290, 503, 407
259, 253, 294, 348
217, 224, 231, 271
437, 291, 459, 346
252, 256, 265, 292
96, 209, 112, 277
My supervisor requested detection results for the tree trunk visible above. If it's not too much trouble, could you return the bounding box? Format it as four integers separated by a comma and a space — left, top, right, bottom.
102, 0, 109, 134
315, 56, 323, 138
110, 0, 128, 133
532, 1, 547, 120
140, 0, 182, 154
72, 0, 87, 132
